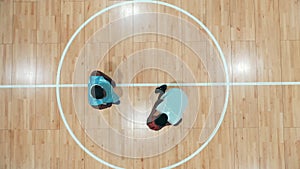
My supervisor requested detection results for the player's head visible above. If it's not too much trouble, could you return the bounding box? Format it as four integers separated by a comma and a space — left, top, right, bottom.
155, 113, 168, 127
91, 85, 106, 99
147, 113, 168, 131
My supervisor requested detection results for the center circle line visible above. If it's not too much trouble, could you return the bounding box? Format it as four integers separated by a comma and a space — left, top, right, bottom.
56, 1, 230, 169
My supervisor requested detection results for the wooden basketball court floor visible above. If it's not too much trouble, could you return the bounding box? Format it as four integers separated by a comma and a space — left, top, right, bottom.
1, 0, 300, 169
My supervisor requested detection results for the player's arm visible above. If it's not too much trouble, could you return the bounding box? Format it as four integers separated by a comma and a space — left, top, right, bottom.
147, 98, 164, 123
98, 103, 112, 109
92, 103, 112, 110
90, 70, 102, 76
147, 110, 159, 123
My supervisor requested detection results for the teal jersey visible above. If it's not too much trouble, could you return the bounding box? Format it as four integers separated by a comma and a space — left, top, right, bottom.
156, 88, 188, 125
88, 76, 119, 106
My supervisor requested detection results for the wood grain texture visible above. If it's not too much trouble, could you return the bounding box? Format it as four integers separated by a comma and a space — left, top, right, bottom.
0, 0, 13, 43
0, 0, 299, 169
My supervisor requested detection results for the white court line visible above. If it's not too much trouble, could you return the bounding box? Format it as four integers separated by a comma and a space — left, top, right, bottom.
1, 81, 300, 88
0, 84, 86, 89
118, 81, 300, 87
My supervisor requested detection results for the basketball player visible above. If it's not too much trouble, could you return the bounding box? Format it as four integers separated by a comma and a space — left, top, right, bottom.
147, 84, 188, 131
88, 70, 120, 110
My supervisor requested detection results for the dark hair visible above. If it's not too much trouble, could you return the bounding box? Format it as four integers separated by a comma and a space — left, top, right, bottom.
154, 113, 168, 127
91, 85, 106, 99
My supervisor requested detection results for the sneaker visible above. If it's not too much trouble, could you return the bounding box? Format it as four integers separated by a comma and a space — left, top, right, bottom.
155, 84, 167, 94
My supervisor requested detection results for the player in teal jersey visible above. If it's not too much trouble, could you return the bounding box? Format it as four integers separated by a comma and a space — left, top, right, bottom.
88, 70, 120, 110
